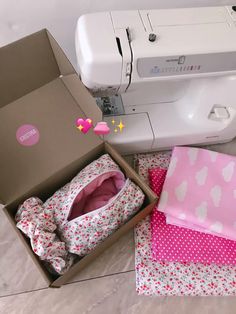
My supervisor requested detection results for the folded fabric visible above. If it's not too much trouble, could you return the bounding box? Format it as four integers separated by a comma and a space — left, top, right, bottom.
135, 151, 236, 296
15, 197, 74, 275
16, 154, 145, 271
148, 167, 167, 196
136, 215, 236, 296
158, 146, 236, 241
134, 151, 172, 184
150, 167, 236, 264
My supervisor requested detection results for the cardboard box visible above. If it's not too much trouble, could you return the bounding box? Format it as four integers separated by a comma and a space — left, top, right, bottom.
0, 29, 157, 287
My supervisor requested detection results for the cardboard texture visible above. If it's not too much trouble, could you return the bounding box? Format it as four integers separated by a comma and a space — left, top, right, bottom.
0, 29, 157, 287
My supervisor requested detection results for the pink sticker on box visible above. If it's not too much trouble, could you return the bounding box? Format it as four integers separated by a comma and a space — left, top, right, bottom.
16, 124, 40, 146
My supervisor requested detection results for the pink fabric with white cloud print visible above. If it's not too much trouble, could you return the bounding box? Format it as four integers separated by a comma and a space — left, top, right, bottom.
158, 146, 236, 240
149, 167, 236, 265
134, 151, 236, 296
16, 154, 144, 273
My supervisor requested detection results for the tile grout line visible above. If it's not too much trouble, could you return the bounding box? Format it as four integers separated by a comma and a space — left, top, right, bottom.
65, 269, 135, 286
0, 269, 135, 299
0, 287, 49, 300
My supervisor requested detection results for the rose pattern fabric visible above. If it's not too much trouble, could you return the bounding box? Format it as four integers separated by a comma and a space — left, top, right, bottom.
16, 197, 74, 275
16, 154, 144, 273
135, 216, 236, 296
60, 179, 144, 256
134, 152, 171, 184
134, 151, 236, 296
44, 154, 126, 229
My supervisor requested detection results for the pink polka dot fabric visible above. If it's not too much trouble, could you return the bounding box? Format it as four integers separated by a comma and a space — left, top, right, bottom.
148, 167, 167, 196
149, 167, 236, 265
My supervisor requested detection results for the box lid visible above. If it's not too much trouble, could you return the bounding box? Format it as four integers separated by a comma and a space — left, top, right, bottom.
0, 29, 103, 206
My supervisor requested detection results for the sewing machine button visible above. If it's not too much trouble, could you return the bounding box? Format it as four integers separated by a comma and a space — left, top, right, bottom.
148, 33, 157, 42
214, 107, 229, 119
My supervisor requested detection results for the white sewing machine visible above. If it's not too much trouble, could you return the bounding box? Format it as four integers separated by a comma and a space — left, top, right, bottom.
75, 6, 236, 154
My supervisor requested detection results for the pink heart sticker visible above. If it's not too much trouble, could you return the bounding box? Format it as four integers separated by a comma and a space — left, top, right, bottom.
76, 118, 92, 134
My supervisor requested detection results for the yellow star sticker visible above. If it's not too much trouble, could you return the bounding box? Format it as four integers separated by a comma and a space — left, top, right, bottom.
87, 119, 92, 124
111, 118, 115, 125
114, 128, 118, 133
77, 125, 84, 131
117, 120, 125, 132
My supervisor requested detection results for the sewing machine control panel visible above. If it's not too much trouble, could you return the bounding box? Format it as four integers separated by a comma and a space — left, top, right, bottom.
137, 52, 236, 77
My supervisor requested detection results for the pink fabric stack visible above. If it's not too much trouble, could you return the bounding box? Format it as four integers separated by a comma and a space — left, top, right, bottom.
134, 151, 236, 296
150, 146, 236, 266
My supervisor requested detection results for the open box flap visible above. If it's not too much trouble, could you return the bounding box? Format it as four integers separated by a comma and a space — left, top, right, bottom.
0, 29, 103, 206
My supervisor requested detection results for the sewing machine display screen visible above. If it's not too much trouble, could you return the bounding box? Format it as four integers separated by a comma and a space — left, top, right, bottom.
137, 52, 236, 77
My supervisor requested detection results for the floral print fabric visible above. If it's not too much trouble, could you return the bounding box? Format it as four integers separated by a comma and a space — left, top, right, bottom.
60, 179, 144, 256
16, 197, 74, 275
135, 216, 236, 296
16, 154, 145, 274
134, 151, 236, 296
